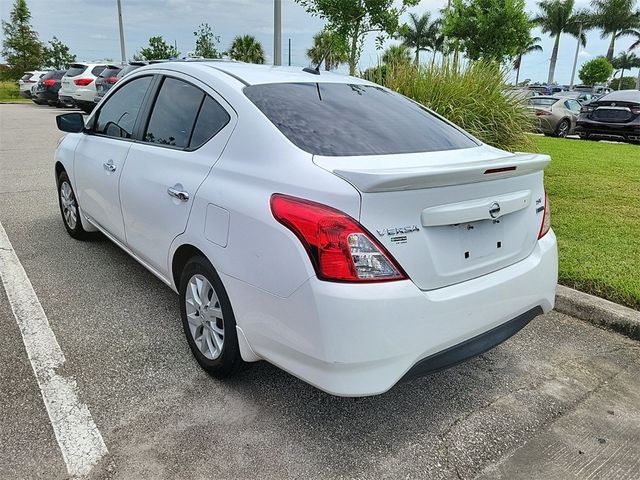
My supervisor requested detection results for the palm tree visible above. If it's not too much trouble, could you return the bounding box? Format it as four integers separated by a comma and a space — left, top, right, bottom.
534, 0, 588, 84
382, 44, 412, 66
591, 0, 640, 62
611, 51, 640, 88
306, 31, 348, 71
513, 36, 543, 85
620, 28, 640, 87
228, 35, 265, 64
399, 12, 440, 65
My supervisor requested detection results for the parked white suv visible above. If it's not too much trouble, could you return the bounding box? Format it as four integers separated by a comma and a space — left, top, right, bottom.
18, 70, 50, 98
54, 61, 558, 396
59, 63, 107, 112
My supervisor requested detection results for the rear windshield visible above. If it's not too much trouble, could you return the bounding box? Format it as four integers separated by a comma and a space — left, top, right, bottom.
66, 64, 86, 77
20, 73, 33, 81
99, 66, 121, 78
117, 65, 140, 78
244, 82, 478, 156
529, 98, 558, 106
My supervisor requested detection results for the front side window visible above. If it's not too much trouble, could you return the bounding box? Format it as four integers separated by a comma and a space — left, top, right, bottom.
94, 76, 152, 139
565, 100, 581, 112
144, 78, 204, 148
244, 83, 478, 156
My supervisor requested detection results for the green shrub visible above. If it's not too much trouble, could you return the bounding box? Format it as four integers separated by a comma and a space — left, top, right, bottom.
610, 76, 637, 90
0, 81, 23, 101
369, 60, 535, 152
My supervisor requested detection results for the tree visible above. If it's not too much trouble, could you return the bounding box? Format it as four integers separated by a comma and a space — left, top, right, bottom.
443, 0, 532, 64
381, 44, 412, 66
620, 28, 640, 87
534, 0, 588, 84
610, 75, 638, 89
228, 35, 265, 64
137, 36, 179, 60
1, 0, 43, 79
590, 0, 640, 62
578, 56, 614, 85
193, 23, 221, 58
295, 0, 419, 75
41, 36, 76, 69
611, 51, 640, 88
513, 35, 543, 85
399, 12, 440, 65
306, 30, 348, 70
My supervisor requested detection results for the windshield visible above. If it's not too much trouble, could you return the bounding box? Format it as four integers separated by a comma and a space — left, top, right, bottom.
244, 82, 478, 156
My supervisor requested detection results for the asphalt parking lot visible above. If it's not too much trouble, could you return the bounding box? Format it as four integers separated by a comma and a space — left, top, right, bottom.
1, 103, 640, 480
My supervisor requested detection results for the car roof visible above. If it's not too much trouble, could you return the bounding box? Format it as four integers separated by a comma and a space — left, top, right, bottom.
137, 60, 368, 88
598, 90, 640, 102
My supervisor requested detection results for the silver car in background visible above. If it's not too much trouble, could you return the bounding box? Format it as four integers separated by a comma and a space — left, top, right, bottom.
528, 96, 582, 137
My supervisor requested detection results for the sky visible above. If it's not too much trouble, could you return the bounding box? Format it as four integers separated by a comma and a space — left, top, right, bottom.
1, 0, 638, 84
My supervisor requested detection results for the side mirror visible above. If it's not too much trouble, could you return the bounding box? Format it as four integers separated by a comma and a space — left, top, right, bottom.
56, 113, 85, 133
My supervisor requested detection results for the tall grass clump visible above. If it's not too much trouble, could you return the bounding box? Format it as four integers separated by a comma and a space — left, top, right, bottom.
0, 81, 24, 102
365, 60, 535, 152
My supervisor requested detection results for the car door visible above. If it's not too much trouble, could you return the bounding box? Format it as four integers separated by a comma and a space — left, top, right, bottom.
73, 75, 154, 243
119, 74, 235, 276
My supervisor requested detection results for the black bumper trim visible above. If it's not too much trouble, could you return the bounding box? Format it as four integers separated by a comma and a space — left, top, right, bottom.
401, 306, 543, 382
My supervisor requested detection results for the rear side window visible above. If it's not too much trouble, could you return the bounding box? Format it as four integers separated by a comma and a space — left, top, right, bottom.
244, 83, 478, 156
189, 96, 230, 148
144, 78, 204, 148
94, 76, 152, 139
65, 64, 86, 77
565, 100, 581, 112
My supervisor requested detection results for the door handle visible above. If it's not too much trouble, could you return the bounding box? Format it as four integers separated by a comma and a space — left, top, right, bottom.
167, 184, 190, 202
103, 161, 116, 172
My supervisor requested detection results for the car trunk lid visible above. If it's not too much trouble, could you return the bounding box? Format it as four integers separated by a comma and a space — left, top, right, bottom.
314, 146, 550, 290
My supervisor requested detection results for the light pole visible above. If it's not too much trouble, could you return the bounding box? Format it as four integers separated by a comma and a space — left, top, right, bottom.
569, 22, 583, 89
117, 0, 127, 64
274, 0, 282, 66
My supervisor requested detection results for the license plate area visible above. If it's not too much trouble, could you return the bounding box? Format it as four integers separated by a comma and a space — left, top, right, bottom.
458, 219, 504, 261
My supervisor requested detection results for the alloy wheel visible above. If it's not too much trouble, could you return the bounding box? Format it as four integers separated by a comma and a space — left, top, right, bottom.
185, 274, 225, 360
60, 181, 78, 229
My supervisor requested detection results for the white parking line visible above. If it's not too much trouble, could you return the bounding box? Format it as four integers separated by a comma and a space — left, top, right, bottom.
0, 221, 107, 477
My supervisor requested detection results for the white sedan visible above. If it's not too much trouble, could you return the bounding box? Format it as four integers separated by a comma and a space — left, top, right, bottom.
54, 61, 557, 396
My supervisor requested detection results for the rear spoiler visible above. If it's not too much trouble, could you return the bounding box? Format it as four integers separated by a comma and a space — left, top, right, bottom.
314, 151, 551, 193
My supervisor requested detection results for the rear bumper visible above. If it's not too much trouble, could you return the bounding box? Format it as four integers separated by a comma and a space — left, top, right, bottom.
58, 95, 75, 106
19, 90, 32, 98
224, 230, 558, 396
576, 119, 640, 140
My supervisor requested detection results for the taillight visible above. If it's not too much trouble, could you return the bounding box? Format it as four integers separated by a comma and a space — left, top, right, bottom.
104, 76, 118, 84
43, 79, 56, 86
270, 194, 407, 283
74, 78, 93, 86
535, 110, 551, 116
538, 192, 551, 239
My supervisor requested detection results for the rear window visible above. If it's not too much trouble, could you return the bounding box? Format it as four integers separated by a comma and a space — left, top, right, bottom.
20, 73, 33, 81
529, 98, 558, 106
65, 64, 86, 77
99, 66, 121, 78
53, 70, 66, 79
244, 83, 478, 156
117, 65, 142, 78
91, 65, 107, 76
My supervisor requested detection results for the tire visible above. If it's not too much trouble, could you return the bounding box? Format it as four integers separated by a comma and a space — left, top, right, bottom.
555, 119, 570, 138
179, 256, 243, 378
57, 171, 90, 240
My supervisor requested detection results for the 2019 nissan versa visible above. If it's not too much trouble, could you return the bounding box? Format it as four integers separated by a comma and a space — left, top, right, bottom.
54, 61, 557, 396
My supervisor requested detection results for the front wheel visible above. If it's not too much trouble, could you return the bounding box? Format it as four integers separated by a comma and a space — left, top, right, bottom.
179, 256, 243, 378
57, 171, 90, 240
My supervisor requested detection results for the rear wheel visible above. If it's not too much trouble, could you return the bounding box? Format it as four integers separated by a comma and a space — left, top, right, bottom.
555, 119, 570, 138
57, 171, 90, 240
179, 256, 242, 378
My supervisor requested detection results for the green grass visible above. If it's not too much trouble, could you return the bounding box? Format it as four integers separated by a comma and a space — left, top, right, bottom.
0, 80, 30, 102
533, 136, 640, 309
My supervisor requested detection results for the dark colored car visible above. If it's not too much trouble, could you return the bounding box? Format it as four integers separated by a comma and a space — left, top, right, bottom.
32, 70, 67, 106
93, 65, 122, 103
93, 62, 147, 103
528, 85, 565, 96
576, 90, 640, 143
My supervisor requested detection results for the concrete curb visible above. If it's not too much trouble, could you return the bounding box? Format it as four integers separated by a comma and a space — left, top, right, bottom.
555, 285, 640, 340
